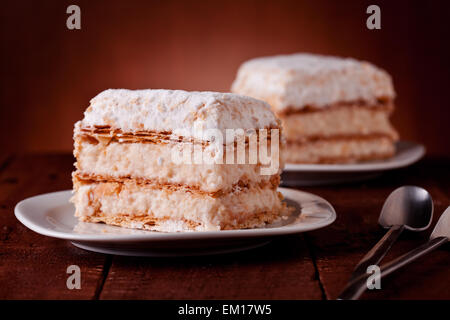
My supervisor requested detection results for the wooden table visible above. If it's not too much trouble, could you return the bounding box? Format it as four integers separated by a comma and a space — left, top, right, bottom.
0, 154, 449, 300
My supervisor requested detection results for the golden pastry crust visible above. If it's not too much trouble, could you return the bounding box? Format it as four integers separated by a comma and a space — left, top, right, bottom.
275, 99, 394, 116
73, 172, 280, 197
80, 208, 287, 232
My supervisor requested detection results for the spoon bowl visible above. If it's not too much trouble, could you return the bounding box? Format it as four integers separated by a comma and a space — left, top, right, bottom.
431, 206, 450, 239
378, 186, 433, 231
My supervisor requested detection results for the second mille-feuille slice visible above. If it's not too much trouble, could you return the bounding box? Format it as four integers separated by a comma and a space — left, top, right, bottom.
232, 53, 399, 164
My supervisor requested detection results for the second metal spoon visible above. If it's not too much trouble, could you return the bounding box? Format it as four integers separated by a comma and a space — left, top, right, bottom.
347, 186, 433, 282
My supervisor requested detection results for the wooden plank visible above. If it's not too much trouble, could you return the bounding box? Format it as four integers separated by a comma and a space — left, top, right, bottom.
100, 235, 323, 299
303, 158, 450, 300
0, 154, 109, 299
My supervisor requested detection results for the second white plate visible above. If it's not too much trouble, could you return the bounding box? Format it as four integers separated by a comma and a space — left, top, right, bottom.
282, 141, 425, 186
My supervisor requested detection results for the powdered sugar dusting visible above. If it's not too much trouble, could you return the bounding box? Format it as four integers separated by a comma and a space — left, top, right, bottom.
80, 89, 279, 141
231, 53, 396, 111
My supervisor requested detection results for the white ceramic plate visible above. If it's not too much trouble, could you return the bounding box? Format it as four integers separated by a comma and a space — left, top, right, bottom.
282, 141, 425, 186
15, 188, 336, 257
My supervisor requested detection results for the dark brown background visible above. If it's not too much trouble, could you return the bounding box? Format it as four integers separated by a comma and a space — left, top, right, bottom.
1, 0, 449, 155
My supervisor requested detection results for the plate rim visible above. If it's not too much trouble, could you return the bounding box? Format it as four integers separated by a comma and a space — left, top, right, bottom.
14, 188, 336, 243
283, 140, 425, 172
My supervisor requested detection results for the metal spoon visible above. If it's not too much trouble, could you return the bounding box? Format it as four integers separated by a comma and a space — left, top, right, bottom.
346, 186, 433, 282
338, 206, 450, 300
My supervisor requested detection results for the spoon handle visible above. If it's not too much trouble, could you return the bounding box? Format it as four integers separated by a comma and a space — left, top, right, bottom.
338, 236, 448, 300
348, 225, 404, 281
378, 236, 448, 278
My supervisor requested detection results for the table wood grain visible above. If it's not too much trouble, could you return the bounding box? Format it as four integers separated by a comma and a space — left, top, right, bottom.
0, 154, 449, 300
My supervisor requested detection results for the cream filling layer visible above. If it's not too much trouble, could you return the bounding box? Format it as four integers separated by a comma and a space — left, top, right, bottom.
280, 105, 398, 142
74, 137, 282, 193
71, 179, 284, 231
285, 137, 395, 163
